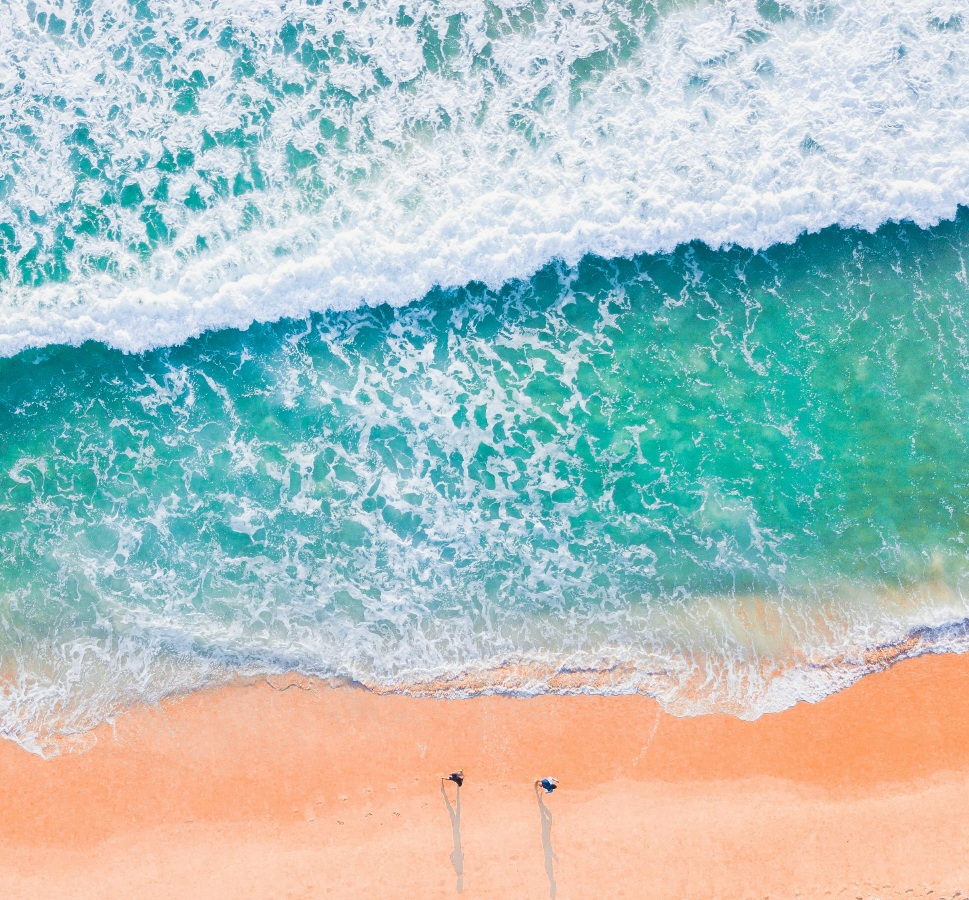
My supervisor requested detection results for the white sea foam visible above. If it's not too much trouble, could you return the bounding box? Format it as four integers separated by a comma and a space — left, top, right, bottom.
1, 0, 968, 354
3, 584, 968, 757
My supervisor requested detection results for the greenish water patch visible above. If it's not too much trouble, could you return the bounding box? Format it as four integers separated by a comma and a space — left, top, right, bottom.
1, 215, 969, 752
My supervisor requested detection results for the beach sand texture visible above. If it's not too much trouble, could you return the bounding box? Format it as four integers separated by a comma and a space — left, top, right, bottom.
1, 651, 968, 899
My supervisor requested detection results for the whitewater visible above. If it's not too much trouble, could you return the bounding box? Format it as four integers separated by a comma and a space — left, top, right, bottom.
1, 0, 967, 353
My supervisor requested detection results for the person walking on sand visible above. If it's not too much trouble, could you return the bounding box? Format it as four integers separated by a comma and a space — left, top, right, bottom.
440, 771, 465, 891
536, 777, 559, 794
534, 777, 559, 897
442, 770, 464, 788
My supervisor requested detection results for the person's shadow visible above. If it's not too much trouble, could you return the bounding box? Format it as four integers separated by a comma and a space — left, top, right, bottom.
441, 782, 464, 893
535, 785, 558, 898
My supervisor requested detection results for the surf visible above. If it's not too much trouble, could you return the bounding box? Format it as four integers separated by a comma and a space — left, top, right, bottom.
2, 0, 968, 354
3, 216, 969, 754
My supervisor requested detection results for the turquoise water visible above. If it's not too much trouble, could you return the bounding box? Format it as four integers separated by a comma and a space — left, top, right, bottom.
4, 216, 969, 752
2, 0, 969, 754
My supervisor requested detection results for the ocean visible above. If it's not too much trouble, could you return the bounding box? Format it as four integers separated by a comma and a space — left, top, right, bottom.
1, 0, 968, 755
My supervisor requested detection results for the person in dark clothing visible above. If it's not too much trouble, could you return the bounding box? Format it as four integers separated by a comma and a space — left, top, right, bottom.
442, 770, 464, 788
536, 777, 559, 794
440, 773, 465, 891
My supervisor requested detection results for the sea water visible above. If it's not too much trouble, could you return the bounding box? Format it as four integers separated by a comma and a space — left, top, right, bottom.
1, 0, 969, 755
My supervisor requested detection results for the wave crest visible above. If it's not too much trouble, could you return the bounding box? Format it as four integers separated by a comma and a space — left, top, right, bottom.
2, 0, 969, 353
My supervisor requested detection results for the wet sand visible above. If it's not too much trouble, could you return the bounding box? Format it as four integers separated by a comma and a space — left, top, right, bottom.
1, 652, 968, 898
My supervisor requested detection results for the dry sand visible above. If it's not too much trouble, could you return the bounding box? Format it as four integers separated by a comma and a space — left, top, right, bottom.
1, 652, 968, 898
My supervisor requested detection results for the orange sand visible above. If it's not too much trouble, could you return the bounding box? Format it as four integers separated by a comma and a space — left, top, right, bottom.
1, 653, 968, 898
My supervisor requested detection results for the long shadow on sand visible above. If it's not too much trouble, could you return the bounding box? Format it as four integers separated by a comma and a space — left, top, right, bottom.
535, 786, 558, 898
441, 782, 464, 893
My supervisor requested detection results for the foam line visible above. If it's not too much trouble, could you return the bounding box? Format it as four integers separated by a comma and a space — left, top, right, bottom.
1, 0, 968, 353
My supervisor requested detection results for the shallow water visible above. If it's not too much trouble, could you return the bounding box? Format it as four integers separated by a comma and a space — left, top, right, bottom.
4, 217, 969, 753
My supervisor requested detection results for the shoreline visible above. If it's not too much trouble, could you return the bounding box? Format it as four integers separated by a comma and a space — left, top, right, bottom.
1, 652, 968, 897
10, 607, 969, 761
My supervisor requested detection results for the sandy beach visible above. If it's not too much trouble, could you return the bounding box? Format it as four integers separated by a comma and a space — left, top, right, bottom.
0, 652, 967, 899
